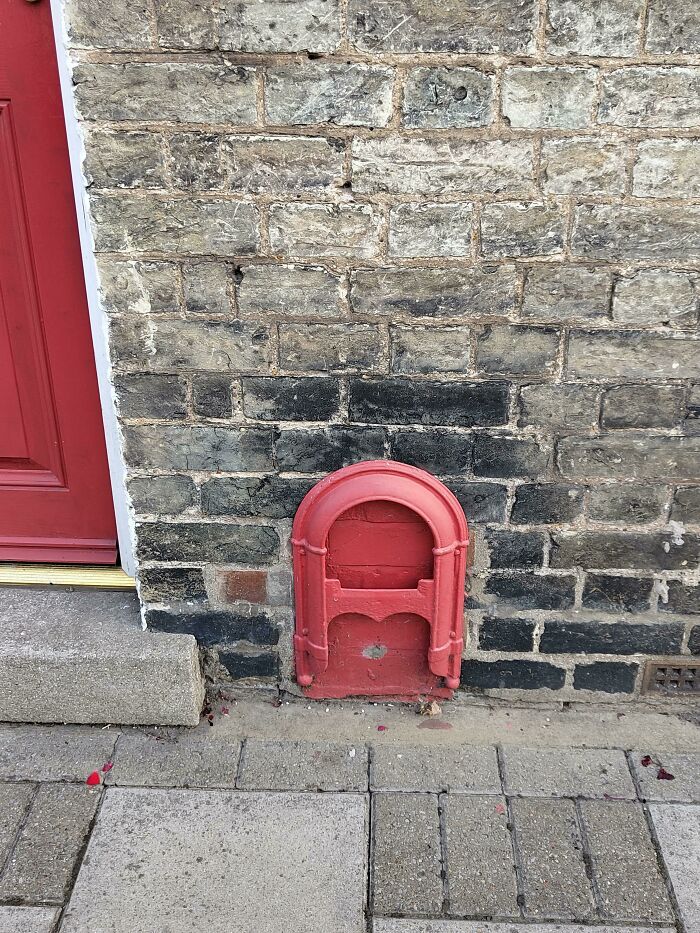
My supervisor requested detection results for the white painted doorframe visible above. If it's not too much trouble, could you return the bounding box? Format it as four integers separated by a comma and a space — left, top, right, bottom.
48, 0, 136, 577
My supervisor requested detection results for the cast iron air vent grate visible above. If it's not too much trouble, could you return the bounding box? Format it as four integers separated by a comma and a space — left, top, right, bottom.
642, 660, 700, 695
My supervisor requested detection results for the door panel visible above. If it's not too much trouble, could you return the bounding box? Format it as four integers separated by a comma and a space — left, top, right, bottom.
0, 2, 117, 563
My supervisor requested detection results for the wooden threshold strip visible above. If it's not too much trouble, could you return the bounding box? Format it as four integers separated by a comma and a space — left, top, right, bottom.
0, 564, 136, 589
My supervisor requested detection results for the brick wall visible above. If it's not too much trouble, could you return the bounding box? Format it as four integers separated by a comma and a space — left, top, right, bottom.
65, 0, 700, 699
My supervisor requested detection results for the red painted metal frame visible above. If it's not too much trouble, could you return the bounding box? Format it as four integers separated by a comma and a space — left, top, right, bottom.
292, 460, 469, 700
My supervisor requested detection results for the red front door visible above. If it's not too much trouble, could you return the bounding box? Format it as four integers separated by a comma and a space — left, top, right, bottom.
0, 1, 117, 564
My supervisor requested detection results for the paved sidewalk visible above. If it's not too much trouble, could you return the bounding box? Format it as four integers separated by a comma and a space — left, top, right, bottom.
0, 702, 698, 933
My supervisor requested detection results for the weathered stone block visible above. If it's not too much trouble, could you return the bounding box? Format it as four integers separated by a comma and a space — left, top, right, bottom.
482, 572, 576, 610
275, 425, 387, 472
279, 323, 381, 371
238, 263, 343, 318
139, 567, 207, 603
476, 324, 560, 374
114, 373, 188, 419
559, 435, 700, 481
485, 530, 546, 569
539, 620, 684, 656
110, 319, 273, 372
348, 0, 538, 52
388, 203, 473, 258
98, 260, 180, 314
91, 195, 259, 255
137, 522, 279, 563
84, 129, 166, 189
145, 609, 279, 646
588, 485, 667, 523
522, 265, 610, 323
461, 658, 565, 691
688, 385, 700, 436
124, 425, 274, 471
602, 385, 685, 429
265, 63, 393, 127
183, 263, 231, 316
154, 0, 218, 48
672, 486, 700, 523
481, 202, 565, 258
502, 66, 597, 129
568, 331, 700, 380
168, 133, 223, 190
550, 531, 698, 571
634, 139, 700, 199
403, 67, 493, 128
221, 135, 344, 193
390, 325, 471, 374
74, 63, 257, 123
68, 0, 154, 49
511, 484, 584, 525
352, 138, 534, 196
129, 475, 198, 515
479, 617, 536, 652
221, 0, 341, 52
573, 662, 639, 694
473, 434, 550, 479
269, 203, 380, 259
518, 384, 600, 432
351, 266, 517, 318
646, 0, 700, 52
192, 375, 233, 418
599, 67, 700, 127
447, 481, 508, 523
582, 574, 652, 612
612, 270, 699, 327
349, 378, 510, 426
659, 581, 700, 615
542, 138, 627, 196
242, 376, 341, 421
546, 0, 643, 56
220, 570, 267, 604
202, 476, 313, 517
391, 430, 472, 474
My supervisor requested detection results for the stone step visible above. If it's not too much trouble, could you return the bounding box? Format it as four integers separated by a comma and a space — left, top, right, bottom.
0, 588, 204, 727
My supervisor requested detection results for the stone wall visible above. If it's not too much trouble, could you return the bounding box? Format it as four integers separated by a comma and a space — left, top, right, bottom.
65, 0, 700, 699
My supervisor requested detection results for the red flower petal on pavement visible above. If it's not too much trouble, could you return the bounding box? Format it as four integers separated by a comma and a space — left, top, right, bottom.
101, 761, 114, 773
641, 755, 653, 767
657, 767, 675, 781
377, 725, 387, 732
495, 803, 506, 815
86, 771, 101, 786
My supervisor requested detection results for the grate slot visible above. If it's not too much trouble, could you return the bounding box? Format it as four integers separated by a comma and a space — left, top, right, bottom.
642, 659, 700, 695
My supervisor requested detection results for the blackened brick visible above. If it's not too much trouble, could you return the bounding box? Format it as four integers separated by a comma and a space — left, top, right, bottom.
202, 476, 313, 518
602, 385, 685, 430
573, 662, 639, 694
139, 567, 207, 603
660, 581, 700, 614
588, 486, 666, 524
689, 626, 700, 654
136, 522, 279, 563
671, 487, 700, 523
348, 378, 510, 427
473, 434, 550, 479
486, 531, 546, 569
242, 377, 340, 421
551, 532, 699, 571
582, 574, 653, 612
479, 617, 536, 652
128, 475, 198, 515
539, 620, 684, 655
145, 609, 280, 647
115, 373, 188, 419
446, 481, 508, 523
192, 375, 233, 418
484, 572, 576, 609
275, 425, 387, 472
461, 659, 565, 691
218, 650, 280, 680
511, 484, 584, 525
391, 430, 472, 474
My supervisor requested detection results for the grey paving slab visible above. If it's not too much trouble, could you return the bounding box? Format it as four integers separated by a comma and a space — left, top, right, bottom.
0, 725, 117, 782
373, 923, 677, 933
237, 739, 368, 791
372, 792, 442, 916
511, 797, 595, 920
502, 747, 636, 798
579, 799, 673, 922
371, 744, 500, 793
444, 795, 519, 917
630, 752, 700, 802
0, 785, 33, 868
651, 803, 700, 933
0, 784, 100, 904
105, 730, 241, 787
61, 788, 366, 933
0, 907, 60, 933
